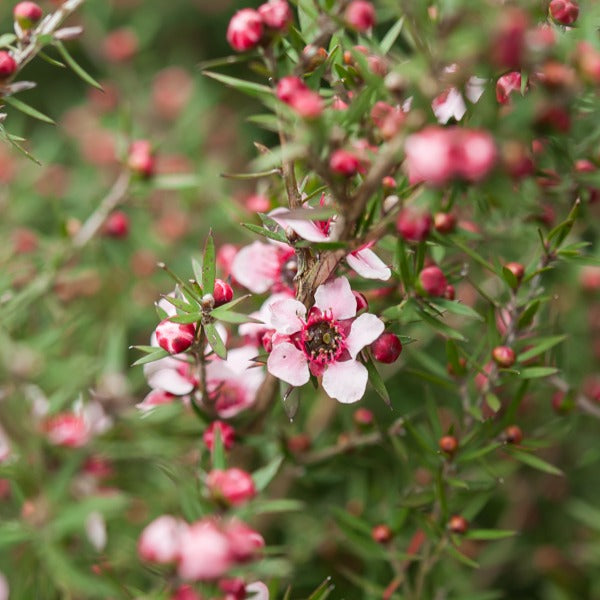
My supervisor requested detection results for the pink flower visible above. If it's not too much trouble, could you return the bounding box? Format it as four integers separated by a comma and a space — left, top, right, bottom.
432, 88, 467, 124
136, 389, 177, 412
330, 149, 362, 176
457, 129, 497, 181
549, 0, 579, 25
0, 427, 10, 464
266, 276, 384, 403
404, 127, 456, 185
371, 332, 402, 364
213, 278, 234, 307
171, 585, 203, 600
276, 76, 323, 118
206, 468, 256, 506
258, 0, 292, 31
345, 1, 376, 31
14, 2, 43, 29
224, 519, 265, 561
418, 266, 448, 297
396, 207, 432, 242
144, 356, 198, 396
227, 9, 263, 52
44, 413, 90, 447
203, 420, 236, 451
205, 345, 265, 418
178, 519, 233, 581
0, 572, 8, 600
138, 515, 187, 564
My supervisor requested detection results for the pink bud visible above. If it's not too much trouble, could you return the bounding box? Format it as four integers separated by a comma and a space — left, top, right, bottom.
178, 519, 233, 581
433, 212, 456, 234
332, 96, 349, 110
224, 519, 265, 562
127, 140, 155, 178
0, 51, 17, 79
227, 9, 263, 52
13, 2, 43, 29
371, 332, 403, 363
155, 319, 196, 354
492, 345, 516, 368
203, 421, 235, 451
44, 413, 89, 447
258, 0, 292, 31
418, 266, 448, 297
491, 8, 528, 70
213, 279, 234, 307
396, 207, 432, 242
276, 76, 306, 102
456, 129, 496, 182
171, 585, 203, 600
104, 211, 129, 238
219, 578, 246, 600
353, 407, 374, 426
330, 149, 362, 176
138, 515, 185, 564
288, 89, 324, 119
103, 28, 138, 63
404, 127, 455, 186
496, 71, 522, 104
345, 0, 376, 31
549, 0, 579, 25
206, 468, 256, 506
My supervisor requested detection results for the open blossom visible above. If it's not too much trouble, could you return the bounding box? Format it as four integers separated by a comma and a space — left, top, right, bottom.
138, 515, 187, 563
43, 400, 112, 448
266, 277, 384, 403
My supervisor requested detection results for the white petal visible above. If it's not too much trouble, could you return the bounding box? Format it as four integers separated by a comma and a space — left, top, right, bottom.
269, 299, 306, 334
345, 313, 385, 358
145, 366, 195, 395
314, 277, 356, 320
466, 76, 487, 103
322, 360, 368, 404
246, 582, 270, 600
231, 241, 281, 294
432, 87, 466, 124
269, 207, 330, 242
346, 248, 391, 281
267, 342, 310, 387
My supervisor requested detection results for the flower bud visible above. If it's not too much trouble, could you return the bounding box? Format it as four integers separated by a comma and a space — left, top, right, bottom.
227, 9, 263, 52
444, 284, 455, 301
457, 129, 496, 182
203, 421, 235, 451
13, 2, 43, 29
382, 175, 396, 190
418, 265, 448, 297
439, 435, 458, 455
104, 211, 129, 238
504, 261, 525, 286
0, 51, 17, 79
329, 149, 362, 176
353, 407, 374, 427
171, 585, 202, 600
448, 515, 469, 534
258, 0, 292, 31
127, 140, 155, 178
433, 212, 456, 234
345, 1, 376, 32
371, 332, 402, 364
549, 0, 579, 26
213, 278, 233, 307
206, 468, 256, 506
219, 578, 246, 600
371, 524, 393, 544
155, 319, 196, 354
496, 71, 522, 104
396, 207, 432, 242
492, 345, 516, 368
224, 519, 265, 562
138, 515, 185, 564
504, 424, 523, 444
287, 433, 311, 454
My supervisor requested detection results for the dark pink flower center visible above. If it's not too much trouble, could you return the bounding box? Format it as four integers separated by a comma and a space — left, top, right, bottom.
301, 311, 345, 366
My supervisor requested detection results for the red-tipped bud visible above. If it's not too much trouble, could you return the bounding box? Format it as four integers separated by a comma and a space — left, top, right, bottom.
104, 211, 129, 238
203, 421, 235, 452
13, 2, 43, 29
371, 332, 402, 364
258, 0, 292, 31
549, 0, 579, 26
213, 279, 233, 307
504, 424, 523, 444
345, 0, 375, 31
371, 524, 393, 544
434, 212, 456, 234
504, 261, 525, 285
439, 435, 459, 455
382, 176, 396, 190
127, 140, 155, 178
353, 407, 374, 427
330, 149, 362, 176
448, 515, 469, 534
444, 284, 455, 301
496, 71, 522, 104
155, 319, 196, 354
227, 8, 263, 52
287, 433, 311, 454
492, 345, 516, 368
206, 468, 256, 506
0, 51, 17, 79
418, 266, 448, 297
396, 207, 432, 242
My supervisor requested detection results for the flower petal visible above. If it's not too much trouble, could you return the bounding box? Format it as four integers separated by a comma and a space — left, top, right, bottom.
314, 276, 356, 320
269, 207, 330, 242
345, 312, 385, 358
267, 342, 310, 387
231, 241, 281, 294
432, 87, 466, 124
269, 299, 306, 334
346, 248, 391, 280
246, 582, 270, 600
144, 359, 196, 395
322, 360, 368, 404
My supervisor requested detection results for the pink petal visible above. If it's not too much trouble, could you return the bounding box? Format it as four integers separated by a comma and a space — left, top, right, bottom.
231, 241, 281, 294
267, 342, 310, 387
269, 298, 306, 334
269, 207, 330, 242
346, 248, 391, 280
144, 359, 196, 395
246, 582, 270, 600
345, 313, 385, 358
322, 360, 368, 403
314, 276, 356, 320
432, 87, 467, 124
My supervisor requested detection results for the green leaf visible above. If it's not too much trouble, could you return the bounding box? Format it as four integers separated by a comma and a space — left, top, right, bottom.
54, 41, 103, 89
192, 258, 203, 287
38, 50, 66, 68
568, 500, 600, 532
242, 222, 289, 244
253, 456, 283, 492
518, 300, 540, 329
161, 294, 197, 313
519, 366, 559, 379
131, 348, 170, 366
3, 95, 55, 124
0, 33, 17, 48
211, 424, 227, 470
485, 393, 501, 413
308, 578, 335, 600
205, 322, 227, 359
431, 299, 484, 321
465, 529, 517, 541
501, 266, 519, 290
170, 312, 203, 324
518, 335, 566, 362
380, 17, 406, 54
209, 310, 260, 325
365, 355, 391, 407
210, 294, 252, 313
203, 70, 274, 99
507, 449, 563, 476
450, 236, 495, 273
446, 545, 480, 569
202, 231, 216, 292
153, 174, 202, 190
457, 442, 501, 463
417, 307, 467, 341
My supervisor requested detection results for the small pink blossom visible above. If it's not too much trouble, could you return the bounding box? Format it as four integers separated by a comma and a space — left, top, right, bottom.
138, 515, 186, 564
44, 413, 90, 447
276, 76, 323, 118
206, 468, 256, 506
227, 9, 263, 52
0, 572, 8, 600
396, 207, 432, 242
203, 421, 236, 451
267, 276, 384, 403
258, 0, 292, 31
224, 519, 265, 562
345, 0, 376, 31
330, 149, 363, 176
